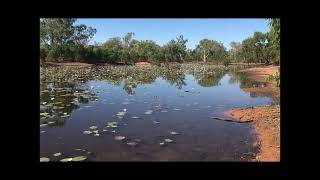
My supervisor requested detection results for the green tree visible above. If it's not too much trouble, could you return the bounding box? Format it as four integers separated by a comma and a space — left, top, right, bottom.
195, 39, 227, 63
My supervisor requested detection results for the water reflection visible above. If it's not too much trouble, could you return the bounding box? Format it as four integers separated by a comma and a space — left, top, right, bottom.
40, 65, 278, 128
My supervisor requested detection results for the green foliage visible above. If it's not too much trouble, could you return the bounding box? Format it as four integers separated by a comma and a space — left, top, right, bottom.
40, 19, 280, 65
267, 71, 280, 87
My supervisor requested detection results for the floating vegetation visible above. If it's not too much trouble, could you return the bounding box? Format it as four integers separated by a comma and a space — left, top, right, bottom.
40, 124, 47, 128
131, 116, 140, 119
164, 139, 174, 143
83, 130, 92, 135
159, 142, 165, 146
144, 110, 153, 115
60, 158, 73, 162
72, 156, 87, 161
160, 110, 168, 113
116, 111, 127, 119
40, 131, 46, 133
40, 157, 50, 162
153, 121, 160, 124
107, 122, 118, 128
53, 152, 62, 157
170, 131, 179, 135
40, 112, 49, 116
127, 142, 138, 147
173, 108, 181, 111
115, 136, 126, 141
89, 126, 98, 130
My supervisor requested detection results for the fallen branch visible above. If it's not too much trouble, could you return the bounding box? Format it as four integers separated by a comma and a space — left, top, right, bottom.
209, 117, 253, 123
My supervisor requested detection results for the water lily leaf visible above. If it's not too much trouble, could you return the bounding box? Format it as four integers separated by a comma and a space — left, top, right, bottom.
47, 121, 54, 124
53, 152, 62, 157
131, 116, 140, 119
164, 139, 173, 143
170, 131, 179, 135
102, 129, 108, 132
111, 130, 116, 133
173, 108, 181, 111
72, 156, 87, 161
40, 131, 46, 133
51, 98, 55, 100
61, 115, 70, 118
160, 110, 168, 113
153, 121, 160, 124
42, 102, 47, 105
40, 112, 49, 116
159, 142, 165, 146
94, 133, 100, 136
60, 158, 73, 162
144, 110, 153, 115
40, 157, 50, 162
117, 111, 126, 116
115, 136, 125, 141
40, 124, 47, 128
127, 142, 138, 146
89, 126, 98, 129
83, 130, 92, 135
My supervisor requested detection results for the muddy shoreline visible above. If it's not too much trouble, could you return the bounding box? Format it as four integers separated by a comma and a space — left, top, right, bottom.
224, 66, 280, 161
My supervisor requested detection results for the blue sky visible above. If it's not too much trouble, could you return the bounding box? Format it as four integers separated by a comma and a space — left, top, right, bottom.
75, 18, 270, 50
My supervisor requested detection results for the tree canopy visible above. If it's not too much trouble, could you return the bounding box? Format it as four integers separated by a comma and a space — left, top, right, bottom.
40, 18, 280, 65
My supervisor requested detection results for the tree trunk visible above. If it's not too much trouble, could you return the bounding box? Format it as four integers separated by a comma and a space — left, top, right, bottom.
203, 50, 207, 63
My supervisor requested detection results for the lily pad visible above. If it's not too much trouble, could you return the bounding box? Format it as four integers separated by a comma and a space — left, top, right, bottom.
40, 124, 47, 128
159, 142, 165, 146
144, 110, 153, 115
60, 158, 73, 162
89, 126, 98, 130
40, 112, 49, 116
153, 121, 160, 124
53, 152, 62, 157
72, 156, 87, 161
131, 116, 140, 119
40, 131, 46, 133
170, 131, 179, 135
111, 130, 116, 133
164, 139, 174, 143
161, 110, 168, 113
94, 134, 100, 137
61, 115, 70, 118
47, 121, 55, 124
92, 130, 99, 134
115, 136, 125, 141
173, 108, 181, 111
116, 111, 126, 116
83, 130, 92, 135
40, 157, 50, 162
127, 142, 138, 146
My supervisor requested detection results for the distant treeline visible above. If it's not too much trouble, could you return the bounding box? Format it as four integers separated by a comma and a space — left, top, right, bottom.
40, 19, 280, 65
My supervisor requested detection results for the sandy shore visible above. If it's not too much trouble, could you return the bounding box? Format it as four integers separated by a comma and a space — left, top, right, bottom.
225, 66, 280, 161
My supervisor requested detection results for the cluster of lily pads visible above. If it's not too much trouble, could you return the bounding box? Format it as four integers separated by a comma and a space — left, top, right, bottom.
40, 149, 89, 162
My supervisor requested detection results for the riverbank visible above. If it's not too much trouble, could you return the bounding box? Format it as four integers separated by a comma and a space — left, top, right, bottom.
225, 65, 280, 161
